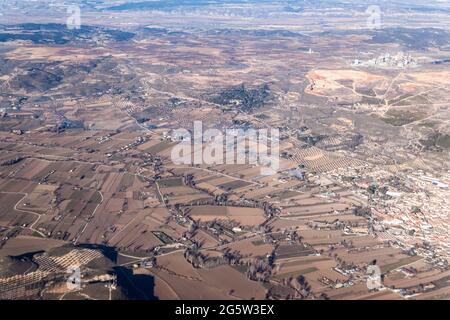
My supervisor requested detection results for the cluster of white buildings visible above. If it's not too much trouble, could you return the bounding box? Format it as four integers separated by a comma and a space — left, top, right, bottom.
327, 166, 449, 265
373, 172, 448, 264
353, 52, 418, 69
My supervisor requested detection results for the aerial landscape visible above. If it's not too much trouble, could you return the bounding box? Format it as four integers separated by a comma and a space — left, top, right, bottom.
0, 0, 449, 301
